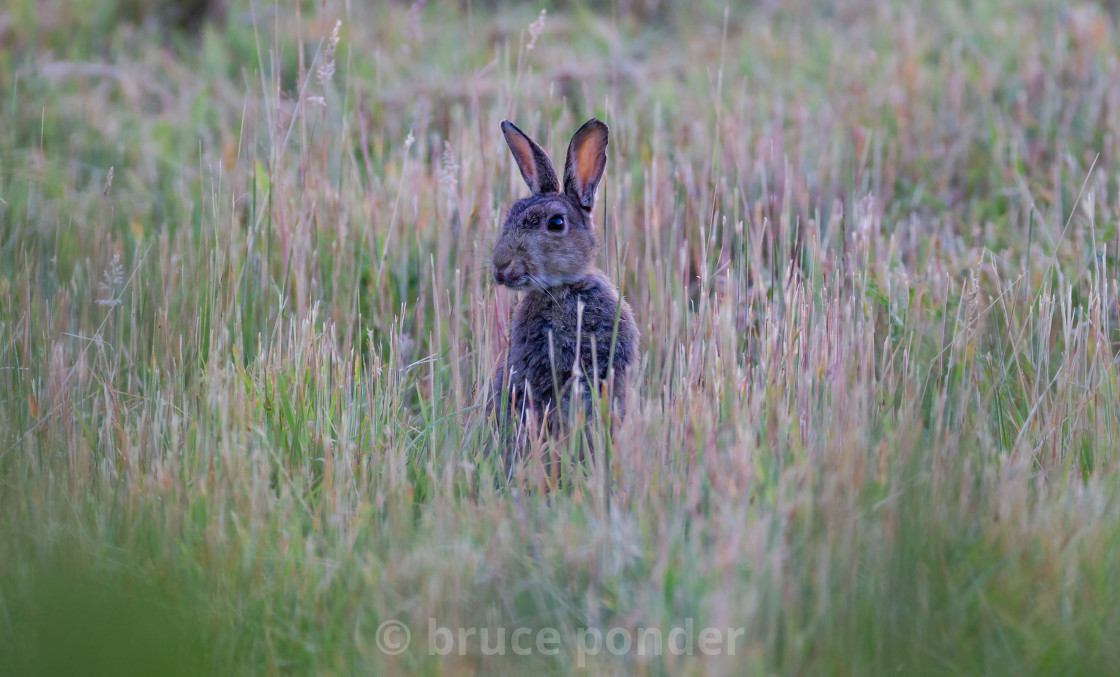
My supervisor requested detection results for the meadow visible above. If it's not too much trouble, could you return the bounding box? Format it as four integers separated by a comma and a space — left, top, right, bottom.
3, 0, 1120, 674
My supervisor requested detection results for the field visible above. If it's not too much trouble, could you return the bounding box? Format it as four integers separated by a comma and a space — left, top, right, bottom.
3, 0, 1120, 674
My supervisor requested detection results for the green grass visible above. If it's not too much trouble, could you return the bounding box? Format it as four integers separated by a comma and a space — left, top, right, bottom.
3, 0, 1120, 674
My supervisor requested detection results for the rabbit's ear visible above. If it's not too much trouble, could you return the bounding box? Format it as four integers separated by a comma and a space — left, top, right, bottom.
501, 120, 559, 194
563, 119, 608, 210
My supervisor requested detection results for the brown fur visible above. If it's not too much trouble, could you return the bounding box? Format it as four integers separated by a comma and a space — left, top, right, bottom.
487, 119, 638, 461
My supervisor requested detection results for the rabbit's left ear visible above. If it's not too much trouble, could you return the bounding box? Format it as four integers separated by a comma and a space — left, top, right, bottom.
501, 120, 560, 195
563, 119, 608, 210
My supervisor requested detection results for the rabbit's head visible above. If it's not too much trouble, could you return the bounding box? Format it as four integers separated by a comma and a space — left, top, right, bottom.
492, 118, 608, 291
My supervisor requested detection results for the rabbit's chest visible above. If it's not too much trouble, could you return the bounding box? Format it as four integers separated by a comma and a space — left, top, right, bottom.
498, 281, 634, 421
507, 294, 594, 393
510, 300, 576, 363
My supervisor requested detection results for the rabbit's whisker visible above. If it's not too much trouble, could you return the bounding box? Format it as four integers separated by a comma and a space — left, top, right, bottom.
528, 275, 559, 304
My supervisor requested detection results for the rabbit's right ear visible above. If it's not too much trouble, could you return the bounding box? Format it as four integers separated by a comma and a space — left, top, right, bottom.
563, 119, 608, 210
501, 120, 560, 194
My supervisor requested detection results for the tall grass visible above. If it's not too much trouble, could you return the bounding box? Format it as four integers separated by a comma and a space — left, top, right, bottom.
2, 0, 1120, 674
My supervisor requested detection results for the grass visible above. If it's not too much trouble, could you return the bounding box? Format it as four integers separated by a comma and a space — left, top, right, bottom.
2, 0, 1120, 674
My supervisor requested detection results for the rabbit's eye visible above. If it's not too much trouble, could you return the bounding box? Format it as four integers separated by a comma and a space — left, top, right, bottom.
547, 215, 566, 232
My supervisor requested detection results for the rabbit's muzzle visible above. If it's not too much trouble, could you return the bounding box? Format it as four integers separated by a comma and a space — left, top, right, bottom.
492, 236, 531, 289
492, 258, 528, 289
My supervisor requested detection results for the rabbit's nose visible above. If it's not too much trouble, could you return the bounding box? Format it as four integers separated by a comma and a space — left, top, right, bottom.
493, 263, 509, 284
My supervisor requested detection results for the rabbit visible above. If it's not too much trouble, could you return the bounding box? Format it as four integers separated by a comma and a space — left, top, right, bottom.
486, 118, 638, 458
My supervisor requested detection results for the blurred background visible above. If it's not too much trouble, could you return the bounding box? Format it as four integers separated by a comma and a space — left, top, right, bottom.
4, 1, 1120, 675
